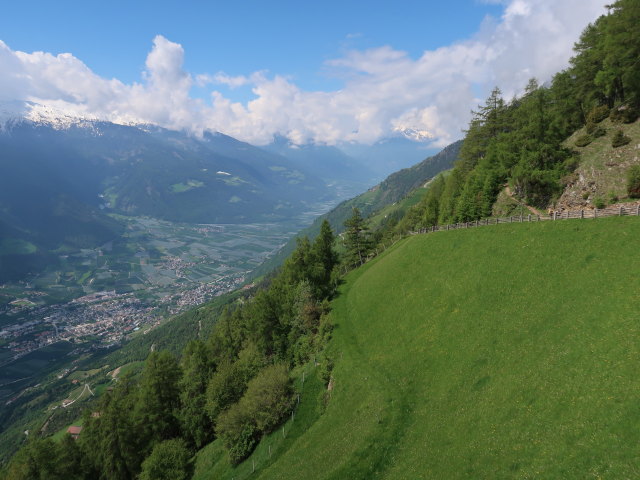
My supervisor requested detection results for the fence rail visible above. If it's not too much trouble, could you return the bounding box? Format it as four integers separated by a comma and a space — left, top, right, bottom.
411, 204, 640, 235
342, 203, 640, 274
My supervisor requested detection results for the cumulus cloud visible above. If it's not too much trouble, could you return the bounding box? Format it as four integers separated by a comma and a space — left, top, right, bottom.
0, 0, 606, 147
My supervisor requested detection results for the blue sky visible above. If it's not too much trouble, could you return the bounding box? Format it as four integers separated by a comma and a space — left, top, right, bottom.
0, 0, 606, 146
0, 0, 502, 95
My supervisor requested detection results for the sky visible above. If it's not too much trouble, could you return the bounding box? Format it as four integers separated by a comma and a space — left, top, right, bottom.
0, 0, 607, 147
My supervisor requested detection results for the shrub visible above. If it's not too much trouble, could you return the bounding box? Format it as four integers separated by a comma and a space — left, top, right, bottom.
593, 197, 606, 209
216, 363, 293, 464
610, 105, 639, 124
627, 165, 640, 198
242, 363, 294, 433
563, 156, 580, 172
608, 191, 619, 203
139, 439, 191, 480
317, 311, 334, 345
592, 126, 606, 138
587, 105, 610, 124
582, 192, 590, 200
318, 355, 334, 387
575, 134, 593, 147
585, 121, 596, 134
216, 406, 259, 465
612, 129, 631, 148
205, 361, 250, 423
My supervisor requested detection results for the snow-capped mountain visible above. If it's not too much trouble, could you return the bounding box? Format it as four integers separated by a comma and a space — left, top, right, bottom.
0, 102, 338, 281
395, 127, 435, 142
0, 100, 155, 133
0, 100, 100, 130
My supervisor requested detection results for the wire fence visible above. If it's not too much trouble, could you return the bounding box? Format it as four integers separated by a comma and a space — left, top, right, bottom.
229, 363, 313, 480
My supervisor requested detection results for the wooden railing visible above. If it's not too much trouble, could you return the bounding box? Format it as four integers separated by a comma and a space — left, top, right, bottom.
343, 203, 640, 274
411, 204, 640, 234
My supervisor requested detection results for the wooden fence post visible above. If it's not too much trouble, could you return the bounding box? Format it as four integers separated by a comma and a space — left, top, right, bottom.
637, 204, 640, 216
619, 206, 623, 216
594, 208, 598, 218
528, 214, 531, 222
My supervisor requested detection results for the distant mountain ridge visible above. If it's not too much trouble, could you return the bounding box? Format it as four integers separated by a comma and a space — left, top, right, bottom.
251, 140, 461, 278
0, 101, 332, 221
0, 100, 448, 283
0, 102, 335, 281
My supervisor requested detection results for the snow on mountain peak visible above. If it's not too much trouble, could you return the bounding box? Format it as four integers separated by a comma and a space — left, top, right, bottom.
394, 127, 434, 142
0, 101, 94, 130
0, 100, 149, 133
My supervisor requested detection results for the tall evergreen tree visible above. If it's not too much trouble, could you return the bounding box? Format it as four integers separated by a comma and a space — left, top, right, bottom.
137, 351, 182, 449
179, 340, 215, 449
311, 219, 339, 298
343, 208, 369, 266
81, 374, 143, 480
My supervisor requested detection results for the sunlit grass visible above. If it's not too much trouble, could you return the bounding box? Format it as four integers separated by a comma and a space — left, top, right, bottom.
218, 216, 640, 479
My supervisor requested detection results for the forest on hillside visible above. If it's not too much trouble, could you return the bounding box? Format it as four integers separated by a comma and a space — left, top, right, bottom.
393, 0, 639, 232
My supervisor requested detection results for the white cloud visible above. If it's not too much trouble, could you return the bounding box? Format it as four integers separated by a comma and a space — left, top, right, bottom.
0, 0, 606, 147
196, 72, 251, 88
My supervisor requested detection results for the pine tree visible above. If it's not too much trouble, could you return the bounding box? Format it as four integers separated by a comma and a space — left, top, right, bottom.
137, 351, 183, 449
343, 208, 369, 266
311, 219, 338, 298
179, 340, 215, 449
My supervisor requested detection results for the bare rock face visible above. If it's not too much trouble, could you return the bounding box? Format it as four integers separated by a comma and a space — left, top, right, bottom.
556, 121, 640, 210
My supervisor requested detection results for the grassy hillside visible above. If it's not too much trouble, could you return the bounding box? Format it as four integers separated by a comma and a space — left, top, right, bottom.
203, 216, 640, 479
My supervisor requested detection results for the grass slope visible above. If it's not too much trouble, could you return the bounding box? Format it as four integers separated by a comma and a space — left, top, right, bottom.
231, 216, 640, 479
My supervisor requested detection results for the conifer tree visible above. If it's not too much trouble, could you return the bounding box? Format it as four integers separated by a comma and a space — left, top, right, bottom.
179, 340, 215, 449
343, 207, 369, 266
137, 351, 182, 449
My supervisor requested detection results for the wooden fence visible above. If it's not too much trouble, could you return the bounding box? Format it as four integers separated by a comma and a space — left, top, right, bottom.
343, 203, 640, 274
411, 203, 640, 234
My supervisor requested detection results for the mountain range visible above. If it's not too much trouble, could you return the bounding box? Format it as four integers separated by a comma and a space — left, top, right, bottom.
0, 101, 437, 282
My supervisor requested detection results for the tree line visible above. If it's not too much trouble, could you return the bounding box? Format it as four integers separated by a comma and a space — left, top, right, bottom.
394, 0, 640, 233
302, 1, 640, 273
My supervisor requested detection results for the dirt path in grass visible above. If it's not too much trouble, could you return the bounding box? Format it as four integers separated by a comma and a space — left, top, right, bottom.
504, 186, 544, 216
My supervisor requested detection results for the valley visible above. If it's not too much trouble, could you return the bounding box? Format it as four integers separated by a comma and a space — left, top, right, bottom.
0, 215, 311, 401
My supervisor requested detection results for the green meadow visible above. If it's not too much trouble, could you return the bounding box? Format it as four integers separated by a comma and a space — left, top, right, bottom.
204, 216, 640, 479
171, 180, 205, 193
